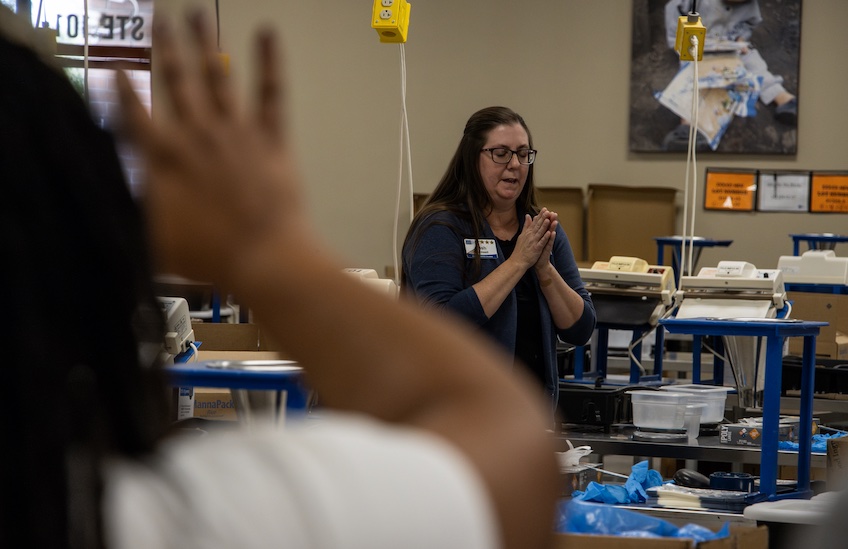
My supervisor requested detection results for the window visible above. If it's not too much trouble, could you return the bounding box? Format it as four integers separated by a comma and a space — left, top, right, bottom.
7, 0, 153, 194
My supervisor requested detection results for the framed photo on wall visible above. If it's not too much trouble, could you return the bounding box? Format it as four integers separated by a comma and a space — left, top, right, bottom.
629, 0, 802, 154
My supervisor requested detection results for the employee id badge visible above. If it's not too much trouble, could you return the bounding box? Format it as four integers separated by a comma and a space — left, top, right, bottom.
465, 238, 498, 259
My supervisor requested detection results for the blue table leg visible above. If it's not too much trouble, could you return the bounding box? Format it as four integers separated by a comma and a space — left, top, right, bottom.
760, 336, 785, 499
795, 334, 816, 495
574, 345, 585, 380
596, 328, 609, 379
713, 336, 725, 385
654, 328, 665, 377
212, 290, 221, 323
692, 335, 702, 384
287, 382, 310, 411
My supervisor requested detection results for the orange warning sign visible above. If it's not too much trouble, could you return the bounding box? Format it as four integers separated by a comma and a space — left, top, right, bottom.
704, 170, 756, 211
810, 173, 848, 213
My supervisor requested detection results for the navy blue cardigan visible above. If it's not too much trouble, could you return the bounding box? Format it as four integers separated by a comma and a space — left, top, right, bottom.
402, 210, 596, 403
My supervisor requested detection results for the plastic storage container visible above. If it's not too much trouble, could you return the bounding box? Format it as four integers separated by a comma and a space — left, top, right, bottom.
660, 384, 732, 424
628, 390, 690, 430
684, 403, 707, 441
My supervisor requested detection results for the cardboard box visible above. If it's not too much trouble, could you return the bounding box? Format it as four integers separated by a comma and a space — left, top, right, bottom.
786, 292, 848, 359
554, 533, 691, 549
827, 435, 848, 489
822, 332, 848, 360
553, 524, 767, 549
412, 192, 430, 216
177, 387, 237, 421
788, 331, 848, 360
559, 465, 602, 497
192, 322, 285, 354
778, 465, 828, 482
536, 187, 586, 262
585, 184, 677, 264
177, 322, 289, 420
718, 417, 807, 447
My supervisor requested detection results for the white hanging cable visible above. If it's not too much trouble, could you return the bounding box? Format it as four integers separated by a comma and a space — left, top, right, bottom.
83, 0, 90, 104
401, 44, 414, 223
188, 341, 199, 362
680, 129, 691, 283
391, 43, 413, 286
689, 40, 701, 276
679, 36, 701, 286
687, 39, 700, 278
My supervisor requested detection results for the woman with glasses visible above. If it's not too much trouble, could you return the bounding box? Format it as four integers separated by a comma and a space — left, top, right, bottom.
402, 106, 596, 409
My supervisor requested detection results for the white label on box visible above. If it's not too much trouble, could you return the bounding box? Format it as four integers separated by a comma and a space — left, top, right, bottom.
177, 386, 194, 420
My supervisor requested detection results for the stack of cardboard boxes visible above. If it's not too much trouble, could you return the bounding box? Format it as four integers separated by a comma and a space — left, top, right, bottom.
787, 292, 848, 360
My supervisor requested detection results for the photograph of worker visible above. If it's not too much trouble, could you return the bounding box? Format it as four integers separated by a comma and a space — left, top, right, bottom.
629, 0, 801, 154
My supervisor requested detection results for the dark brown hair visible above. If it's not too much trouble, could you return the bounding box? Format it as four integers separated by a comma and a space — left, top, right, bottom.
402, 106, 538, 284
1, 33, 170, 548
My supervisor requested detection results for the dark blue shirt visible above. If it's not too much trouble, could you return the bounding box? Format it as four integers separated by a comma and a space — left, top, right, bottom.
402, 209, 596, 405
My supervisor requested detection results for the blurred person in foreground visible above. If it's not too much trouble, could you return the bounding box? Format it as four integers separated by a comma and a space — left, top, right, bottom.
0, 6, 558, 549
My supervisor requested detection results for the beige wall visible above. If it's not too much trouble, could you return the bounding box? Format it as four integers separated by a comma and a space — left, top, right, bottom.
155, 0, 848, 275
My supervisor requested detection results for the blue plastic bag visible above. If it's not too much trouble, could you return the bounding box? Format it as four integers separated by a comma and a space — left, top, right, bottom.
574, 482, 629, 504
571, 460, 663, 504
624, 460, 664, 502
779, 432, 846, 453
557, 499, 730, 542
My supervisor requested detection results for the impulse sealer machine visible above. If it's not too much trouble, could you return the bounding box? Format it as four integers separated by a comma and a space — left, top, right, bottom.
579, 256, 676, 327
777, 250, 848, 285
675, 261, 786, 320
672, 261, 788, 409
570, 256, 676, 387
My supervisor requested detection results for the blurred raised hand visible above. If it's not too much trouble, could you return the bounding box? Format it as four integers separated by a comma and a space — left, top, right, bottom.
117, 11, 305, 287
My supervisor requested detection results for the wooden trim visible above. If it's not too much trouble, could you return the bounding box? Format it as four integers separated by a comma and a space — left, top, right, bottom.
54, 57, 150, 71
55, 43, 151, 60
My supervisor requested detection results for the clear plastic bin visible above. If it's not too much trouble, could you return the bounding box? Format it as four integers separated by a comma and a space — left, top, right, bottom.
628, 390, 690, 430
660, 384, 732, 424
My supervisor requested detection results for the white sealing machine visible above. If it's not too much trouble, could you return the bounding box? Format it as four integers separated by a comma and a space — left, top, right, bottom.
674, 261, 787, 320
671, 261, 788, 409
579, 256, 676, 327
343, 268, 399, 298
777, 250, 848, 285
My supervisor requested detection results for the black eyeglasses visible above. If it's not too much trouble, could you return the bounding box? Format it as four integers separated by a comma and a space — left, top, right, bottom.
480, 147, 537, 165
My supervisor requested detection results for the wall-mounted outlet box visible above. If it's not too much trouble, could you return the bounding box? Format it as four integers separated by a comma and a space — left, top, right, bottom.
371, 0, 411, 44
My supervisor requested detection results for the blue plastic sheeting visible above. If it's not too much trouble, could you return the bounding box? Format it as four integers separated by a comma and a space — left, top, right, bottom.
571, 460, 663, 504
557, 499, 731, 542
779, 432, 847, 453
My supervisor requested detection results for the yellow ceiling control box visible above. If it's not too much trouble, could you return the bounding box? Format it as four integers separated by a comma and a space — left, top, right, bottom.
674, 13, 706, 61
371, 0, 411, 44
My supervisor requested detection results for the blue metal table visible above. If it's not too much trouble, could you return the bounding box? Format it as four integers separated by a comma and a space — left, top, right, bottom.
790, 233, 848, 256
653, 237, 733, 382
165, 359, 309, 421
659, 318, 826, 502
654, 236, 734, 287
573, 322, 662, 384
